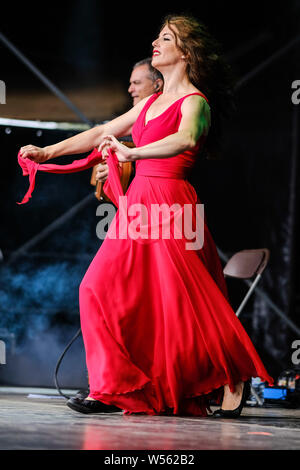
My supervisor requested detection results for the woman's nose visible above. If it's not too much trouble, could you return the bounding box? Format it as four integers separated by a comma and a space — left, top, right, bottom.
152, 38, 159, 48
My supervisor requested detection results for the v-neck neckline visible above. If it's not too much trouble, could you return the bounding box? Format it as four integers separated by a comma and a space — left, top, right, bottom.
143, 92, 206, 127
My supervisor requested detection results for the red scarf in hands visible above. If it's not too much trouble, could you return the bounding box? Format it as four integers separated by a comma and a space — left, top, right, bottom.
17, 148, 124, 208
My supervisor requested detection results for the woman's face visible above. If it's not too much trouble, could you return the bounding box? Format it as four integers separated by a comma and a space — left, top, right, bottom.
151, 24, 183, 69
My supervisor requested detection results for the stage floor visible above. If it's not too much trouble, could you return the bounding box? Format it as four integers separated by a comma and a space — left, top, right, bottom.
0, 388, 300, 451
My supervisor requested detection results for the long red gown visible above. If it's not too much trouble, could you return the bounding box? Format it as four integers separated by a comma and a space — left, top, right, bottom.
17, 91, 273, 416
79, 92, 273, 416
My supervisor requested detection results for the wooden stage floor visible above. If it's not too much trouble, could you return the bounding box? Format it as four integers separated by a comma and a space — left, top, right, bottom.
0, 387, 300, 451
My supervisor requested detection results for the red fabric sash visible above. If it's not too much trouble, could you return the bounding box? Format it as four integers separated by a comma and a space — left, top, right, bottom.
17, 148, 124, 207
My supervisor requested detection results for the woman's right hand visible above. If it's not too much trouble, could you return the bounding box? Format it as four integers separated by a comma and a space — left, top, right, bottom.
19, 145, 49, 163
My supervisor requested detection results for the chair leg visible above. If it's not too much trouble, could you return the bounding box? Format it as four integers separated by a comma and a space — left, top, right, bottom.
235, 274, 262, 317
250, 385, 264, 406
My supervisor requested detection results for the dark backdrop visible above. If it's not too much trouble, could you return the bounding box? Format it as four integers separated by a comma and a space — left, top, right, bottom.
0, 1, 299, 388
1, 2, 296, 87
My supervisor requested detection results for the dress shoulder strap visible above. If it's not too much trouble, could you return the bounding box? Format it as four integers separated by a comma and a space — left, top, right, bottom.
179, 92, 209, 105
143, 92, 161, 110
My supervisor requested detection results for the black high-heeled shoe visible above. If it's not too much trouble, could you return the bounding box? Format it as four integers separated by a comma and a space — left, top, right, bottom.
212, 380, 251, 418
67, 396, 121, 414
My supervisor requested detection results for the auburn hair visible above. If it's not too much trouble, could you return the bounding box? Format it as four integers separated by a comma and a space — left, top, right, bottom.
160, 14, 236, 160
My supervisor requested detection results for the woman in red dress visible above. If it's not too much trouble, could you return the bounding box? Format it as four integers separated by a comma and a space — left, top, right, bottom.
19, 15, 273, 417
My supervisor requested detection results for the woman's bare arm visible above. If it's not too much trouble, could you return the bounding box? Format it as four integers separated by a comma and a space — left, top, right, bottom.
19, 95, 151, 163
130, 96, 210, 160
99, 96, 211, 162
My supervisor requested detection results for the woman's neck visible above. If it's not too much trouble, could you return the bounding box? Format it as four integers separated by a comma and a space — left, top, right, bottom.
159, 66, 195, 96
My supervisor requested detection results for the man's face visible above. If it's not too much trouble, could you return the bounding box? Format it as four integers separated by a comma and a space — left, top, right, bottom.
128, 64, 157, 106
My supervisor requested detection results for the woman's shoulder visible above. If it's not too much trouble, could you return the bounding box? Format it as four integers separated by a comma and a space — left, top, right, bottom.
181, 88, 209, 104
179, 92, 211, 126
180, 91, 210, 112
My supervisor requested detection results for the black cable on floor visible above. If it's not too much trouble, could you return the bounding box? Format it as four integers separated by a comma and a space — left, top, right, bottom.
54, 327, 82, 399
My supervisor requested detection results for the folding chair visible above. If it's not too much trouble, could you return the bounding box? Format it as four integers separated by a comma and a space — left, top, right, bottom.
223, 248, 271, 405
223, 248, 270, 317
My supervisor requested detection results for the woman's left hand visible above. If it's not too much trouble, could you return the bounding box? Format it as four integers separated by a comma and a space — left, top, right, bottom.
98, 135, 133, 163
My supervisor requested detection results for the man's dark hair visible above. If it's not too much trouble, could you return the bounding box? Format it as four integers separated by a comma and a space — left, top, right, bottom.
133, 58, 163, 83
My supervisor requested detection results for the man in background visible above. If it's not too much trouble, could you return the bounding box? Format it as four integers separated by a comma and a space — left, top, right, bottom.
95, 58, 163, 184
128, 57, 163, 106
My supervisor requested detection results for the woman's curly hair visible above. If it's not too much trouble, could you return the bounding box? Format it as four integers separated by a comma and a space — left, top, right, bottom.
161, 14, 237, 160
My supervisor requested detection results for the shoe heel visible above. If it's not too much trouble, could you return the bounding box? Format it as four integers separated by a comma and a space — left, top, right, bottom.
212, 380, 251, 418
